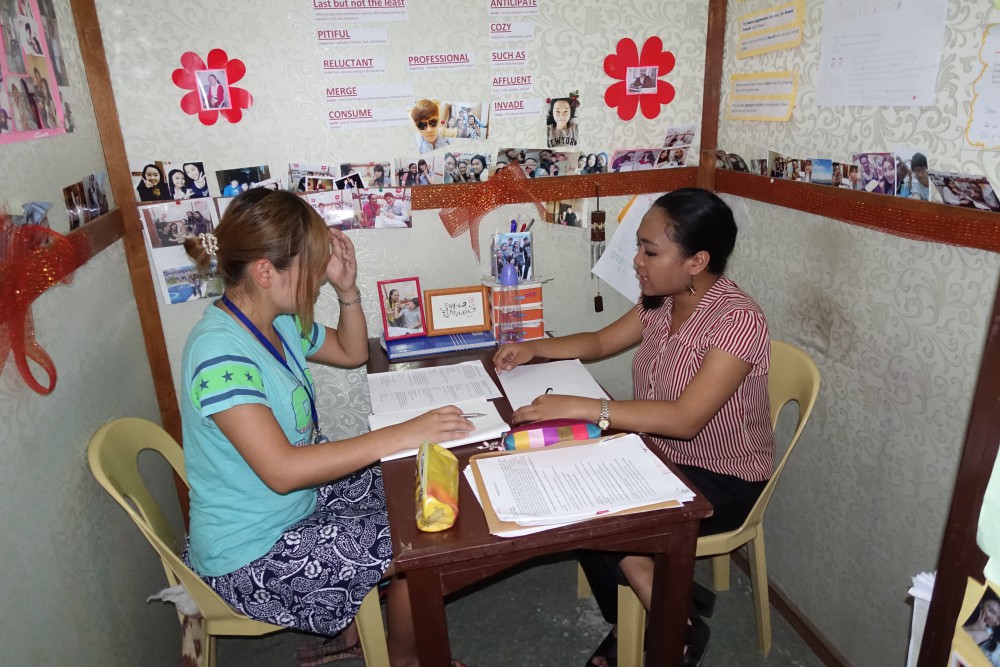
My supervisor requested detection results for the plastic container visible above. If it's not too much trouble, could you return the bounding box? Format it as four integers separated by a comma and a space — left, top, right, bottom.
495, 262, 524, 343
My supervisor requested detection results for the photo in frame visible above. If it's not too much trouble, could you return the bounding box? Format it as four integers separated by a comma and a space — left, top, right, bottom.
491, 231, 533, 280
377, 277, 426, 340
424, 286, 490, 336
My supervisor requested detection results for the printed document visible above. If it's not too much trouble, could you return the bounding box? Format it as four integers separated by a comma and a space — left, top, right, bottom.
370, 397, 509, 462
367, 360, 502, 413
497, 359, 609, 410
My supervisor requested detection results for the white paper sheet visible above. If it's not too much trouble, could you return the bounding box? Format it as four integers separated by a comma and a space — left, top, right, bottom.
815, 0, 947, 107
367, 360, 502, 414
370, 397, 509, 462
497, 359, 609, 411
474, 434, 694, 526
965, 24, 1000, 150
591, 193, 662, 303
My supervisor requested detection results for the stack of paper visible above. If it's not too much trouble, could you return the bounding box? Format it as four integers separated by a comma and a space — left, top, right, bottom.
497, 359, 610, 410
370, 398, 509, 462
468, 434, 695, 536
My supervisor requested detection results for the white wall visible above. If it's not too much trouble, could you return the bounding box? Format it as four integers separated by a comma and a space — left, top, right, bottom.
0, 1, 171, 664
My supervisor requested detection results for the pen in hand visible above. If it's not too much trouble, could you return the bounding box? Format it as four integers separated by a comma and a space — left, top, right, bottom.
460, 413, 486, 418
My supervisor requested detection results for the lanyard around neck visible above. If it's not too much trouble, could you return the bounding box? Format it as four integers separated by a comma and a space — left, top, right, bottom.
220, 295, 320, 435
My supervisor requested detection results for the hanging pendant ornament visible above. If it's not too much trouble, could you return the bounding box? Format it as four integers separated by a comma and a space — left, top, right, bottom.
591, 185, 606, 313
603, 37, 676, 121
172, 49, 253, 126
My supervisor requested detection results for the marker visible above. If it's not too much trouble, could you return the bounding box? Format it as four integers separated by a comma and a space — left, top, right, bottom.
519, 222, 526, 232
525, 218, 535, 231
510, 219, 517, 232
460, 413, 486, 418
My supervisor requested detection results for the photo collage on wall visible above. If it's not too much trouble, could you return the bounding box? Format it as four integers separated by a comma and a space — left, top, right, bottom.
0, 0, 68, 142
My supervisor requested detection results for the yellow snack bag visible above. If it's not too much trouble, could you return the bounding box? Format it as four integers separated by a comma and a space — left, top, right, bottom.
415, 441, 459, 532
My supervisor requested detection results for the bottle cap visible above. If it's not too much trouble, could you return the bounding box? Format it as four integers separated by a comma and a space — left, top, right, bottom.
499, 262, 519, 287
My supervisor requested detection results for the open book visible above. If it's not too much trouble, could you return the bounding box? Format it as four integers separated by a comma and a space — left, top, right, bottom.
369, 397, 509, 462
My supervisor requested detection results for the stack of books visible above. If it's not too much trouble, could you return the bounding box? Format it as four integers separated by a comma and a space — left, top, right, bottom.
381, 330, 498, 361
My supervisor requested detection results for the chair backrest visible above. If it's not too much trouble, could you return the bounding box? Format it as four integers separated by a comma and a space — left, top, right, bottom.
87, 417, 251, 624
739, 340, 821, 529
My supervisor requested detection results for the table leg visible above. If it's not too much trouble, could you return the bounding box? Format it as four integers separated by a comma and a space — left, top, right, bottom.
405, 567, 452, 667
646, 527, 699, 666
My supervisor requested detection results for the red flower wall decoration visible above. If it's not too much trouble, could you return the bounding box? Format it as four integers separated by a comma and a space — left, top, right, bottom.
603, 37, 676, 121
172, 49, 253, 126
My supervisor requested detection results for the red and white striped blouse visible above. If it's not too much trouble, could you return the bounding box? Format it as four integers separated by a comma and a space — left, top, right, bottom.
632, 276, 774, 482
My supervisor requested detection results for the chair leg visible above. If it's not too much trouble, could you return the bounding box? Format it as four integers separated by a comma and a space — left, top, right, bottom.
710, 554, 731, 591
577, 563, 593, 599
616, 585, 646, 667
203, 634, 216, 667
356, 587, 390, 667
747, 531, 771, 656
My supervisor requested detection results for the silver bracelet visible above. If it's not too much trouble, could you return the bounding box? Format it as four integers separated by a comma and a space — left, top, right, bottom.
337, 287, 362, 307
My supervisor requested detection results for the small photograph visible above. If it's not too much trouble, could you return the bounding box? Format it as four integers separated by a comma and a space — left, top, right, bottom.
959, 586, 1000, 664
175, 161, 211, 198
84, 172, 109, 218
662, 124, 696, 148
161, 261, 223, 305
301, 190, 354, 231
62, 98, 74, 132
19, 201, 52, 228
42, 17, 67, 87
0, 5, 28, 75
726, 153, 749, 172
545, 92, 580, 148
139, 199, 217, 249
626, 66, 658, 94
334, 172, 365, 191
929, 171, 1000, 212
250, 176, 285, 191
339, 161, 393, 188
62, 181, 87, 230
395, 157, 438, 186
441, 100, 490, 140
656, 146, 688, 169
492, 231, 533, 280
783, 158, 802, 180
289, 162, 334, 192
0, 82, 12, 133
577, 151, 607, 174
853, 152, 894, 195
377, 277, 426, 340
893, 147, 930, 201
496, 148, 575, 177
409, 98, 453, 154
215, 164, 271, 197
196, 69, 229, 110
545, 199, 588, 228
131, 160, 173, 202
17, 17, 43, 56
810, 159, 833, 186
27, 54, 58, 128
37, 0, 56, 19
610, 149, 658, 172
750, 159, 768, 176
362, 187, 411, 228
767, 150, 792, 179
831, 162, 853, 189
306, 176, 336, 192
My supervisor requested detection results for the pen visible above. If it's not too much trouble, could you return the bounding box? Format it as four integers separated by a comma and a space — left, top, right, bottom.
545, 387, 553, 394
510, 219, 517, 233
460, 413, 486, 418
519, 222, 526, 232
525, 218, 535, 232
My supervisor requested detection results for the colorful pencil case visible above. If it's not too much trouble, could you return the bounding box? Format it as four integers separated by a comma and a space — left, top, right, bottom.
502, 419, 602, 451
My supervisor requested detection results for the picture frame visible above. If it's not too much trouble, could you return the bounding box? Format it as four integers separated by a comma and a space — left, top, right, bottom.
424, 286, 490, 336
377, 277, 426, 340
491, 231, 533, 281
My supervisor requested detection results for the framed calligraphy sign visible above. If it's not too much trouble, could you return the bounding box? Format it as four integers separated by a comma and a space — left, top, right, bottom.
424, 285, 490, 336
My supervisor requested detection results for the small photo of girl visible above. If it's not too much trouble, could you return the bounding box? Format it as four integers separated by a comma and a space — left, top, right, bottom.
196, 70, 229, 110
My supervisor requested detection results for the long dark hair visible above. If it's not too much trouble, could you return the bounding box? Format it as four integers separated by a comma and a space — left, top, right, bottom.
641, 188, 737, 310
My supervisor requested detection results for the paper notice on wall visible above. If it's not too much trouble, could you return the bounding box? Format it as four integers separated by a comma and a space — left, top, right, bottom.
315, 27, 389, 47
489, 21, 535, 42
324, 83, 414, 104
321, 56, 387, 76
726, 71, 798, 121
491, 50, 529, 69
312, 0, 408, 23
492, 74, 534, 94
815, 0, 946, 107
965, 25, 1000, 151
406, 52, 476, 72
489, 0, 540, 16
591, 193, 665, 303
326, 107, 411, 129
737, 0, 805, 58
491, 97, 544, 118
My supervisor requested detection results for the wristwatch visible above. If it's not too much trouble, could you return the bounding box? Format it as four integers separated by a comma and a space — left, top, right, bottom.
598, 399, 610, 431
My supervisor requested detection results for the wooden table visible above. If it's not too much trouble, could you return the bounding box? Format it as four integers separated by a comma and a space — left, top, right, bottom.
368, 340, 713, 666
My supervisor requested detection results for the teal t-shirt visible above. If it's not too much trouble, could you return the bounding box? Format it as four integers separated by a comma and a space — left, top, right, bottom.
182, 304, 326, 577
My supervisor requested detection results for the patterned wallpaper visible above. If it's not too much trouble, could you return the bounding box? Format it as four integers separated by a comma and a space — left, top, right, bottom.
718, 1, 1000, 665
1, 1, 171, 665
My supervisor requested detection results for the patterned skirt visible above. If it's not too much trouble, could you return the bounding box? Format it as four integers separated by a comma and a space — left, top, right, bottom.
186, 464, 392, 637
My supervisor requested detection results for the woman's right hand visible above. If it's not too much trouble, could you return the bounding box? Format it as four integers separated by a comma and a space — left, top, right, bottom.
493, 342, 535, 373
397, 405, 474, 448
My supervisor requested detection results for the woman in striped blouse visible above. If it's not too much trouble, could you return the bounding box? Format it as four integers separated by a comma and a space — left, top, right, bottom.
493, 188, 774, 667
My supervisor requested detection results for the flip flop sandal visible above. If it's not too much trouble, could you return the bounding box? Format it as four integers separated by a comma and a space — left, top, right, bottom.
584, 629, 618, 667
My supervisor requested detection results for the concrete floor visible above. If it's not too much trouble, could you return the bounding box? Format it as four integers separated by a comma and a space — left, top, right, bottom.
218, 555, 826, 667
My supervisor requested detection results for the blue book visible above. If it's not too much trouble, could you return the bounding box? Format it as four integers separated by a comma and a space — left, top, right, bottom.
382, 331, 498, 360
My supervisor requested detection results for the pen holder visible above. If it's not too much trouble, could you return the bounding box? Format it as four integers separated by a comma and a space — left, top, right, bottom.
502, 419, 602, 451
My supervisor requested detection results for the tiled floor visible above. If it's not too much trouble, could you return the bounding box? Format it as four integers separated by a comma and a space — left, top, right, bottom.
219, 555, 826, 666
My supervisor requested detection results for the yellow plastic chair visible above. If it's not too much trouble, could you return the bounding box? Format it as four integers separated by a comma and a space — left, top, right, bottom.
87, 417, 390, 667
582, 339, 820, 665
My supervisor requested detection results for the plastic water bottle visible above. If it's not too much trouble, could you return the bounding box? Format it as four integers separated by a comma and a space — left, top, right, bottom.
496, 262, 524, 343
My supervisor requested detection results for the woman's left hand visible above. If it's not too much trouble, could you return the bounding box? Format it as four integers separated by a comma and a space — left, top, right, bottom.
510, 394, 590, 425
326, 228, 358, 293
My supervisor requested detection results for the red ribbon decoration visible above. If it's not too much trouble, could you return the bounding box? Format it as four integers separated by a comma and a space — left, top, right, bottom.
0, 218, 91, 394
438, 163, 546, 260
